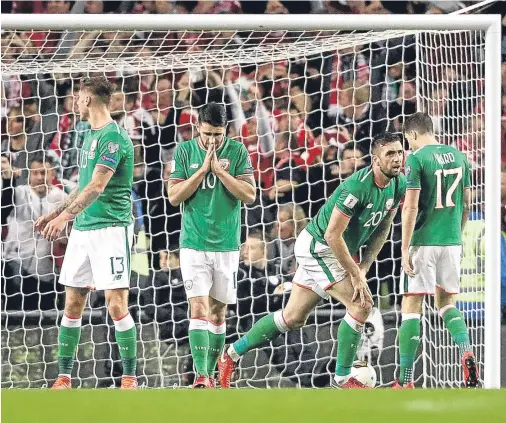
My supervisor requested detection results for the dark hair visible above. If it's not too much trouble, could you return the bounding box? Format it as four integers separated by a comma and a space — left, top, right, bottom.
29, 153, 55, 168
371, 132, 402, 154
80, 76, 114, 105
198, 102, 227, 128
403, 112, 434, 135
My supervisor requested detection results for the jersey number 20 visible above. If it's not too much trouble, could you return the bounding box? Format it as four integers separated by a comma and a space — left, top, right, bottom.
434, 167, 462, 209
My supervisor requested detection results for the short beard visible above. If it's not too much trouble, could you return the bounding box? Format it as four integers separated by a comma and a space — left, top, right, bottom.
379, 166, 397, 179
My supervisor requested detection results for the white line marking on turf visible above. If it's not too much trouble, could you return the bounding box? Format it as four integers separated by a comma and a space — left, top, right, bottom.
405, 400, 479, 413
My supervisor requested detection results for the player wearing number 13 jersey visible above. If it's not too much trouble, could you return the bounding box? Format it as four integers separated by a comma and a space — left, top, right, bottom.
219, 133, 406, 389
168, 103, 256, 388
395, 112, 478, 389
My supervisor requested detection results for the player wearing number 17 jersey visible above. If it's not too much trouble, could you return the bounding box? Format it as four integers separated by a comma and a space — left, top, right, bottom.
395, 112, 478, 389
219, 133, 406, 389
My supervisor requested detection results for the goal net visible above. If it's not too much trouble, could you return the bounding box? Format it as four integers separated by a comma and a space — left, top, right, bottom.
0, 16, 499, 389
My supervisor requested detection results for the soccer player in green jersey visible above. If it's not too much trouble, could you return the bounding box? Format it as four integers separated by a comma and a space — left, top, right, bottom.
219, 133, 406, 389
168, 102, 256, 388
395, 112, 479, 389
35, 77, 137, 390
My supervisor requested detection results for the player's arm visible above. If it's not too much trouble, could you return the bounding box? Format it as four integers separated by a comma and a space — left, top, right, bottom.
324, 207, 360, 277
462, 188, 471, 232
167, 144, 211, 206
41, 166, 114, 240
401, 188, 419, 276
211, 144, 256, 205
324, 207, 373, 306
360, 209, 397, 273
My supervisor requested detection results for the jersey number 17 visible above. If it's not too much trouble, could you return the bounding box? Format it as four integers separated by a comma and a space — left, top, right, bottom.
434, 167, 463, 209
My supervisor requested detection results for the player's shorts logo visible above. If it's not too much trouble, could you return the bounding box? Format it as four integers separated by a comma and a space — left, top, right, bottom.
184, 280, 193, 290
219, 159, 230, 170
385, 199, 394, 210
108, 142, 119, 154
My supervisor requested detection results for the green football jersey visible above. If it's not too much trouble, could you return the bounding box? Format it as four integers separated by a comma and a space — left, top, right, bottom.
170, 137, 253, 252
74, 121, 134, 231
305, 167, 406, 256
405, 144, 470, 246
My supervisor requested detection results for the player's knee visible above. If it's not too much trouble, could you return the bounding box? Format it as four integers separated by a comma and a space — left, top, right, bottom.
283, 311, 307, 330
105, 293, 128, 320
435, 293, 454, 310
349, 301, 372, 322
189, 298, 208, 319
208, 312, 226, 326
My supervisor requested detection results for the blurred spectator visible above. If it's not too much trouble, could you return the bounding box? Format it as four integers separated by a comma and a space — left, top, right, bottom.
270, 203, 308, 279
1, 107, 41, 185
237, 231, 282, 331
83, 0, 103, 14
1, 154, 67, 311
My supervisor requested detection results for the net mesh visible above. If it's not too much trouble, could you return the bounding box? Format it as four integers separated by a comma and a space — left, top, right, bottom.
1, 28, 485, 388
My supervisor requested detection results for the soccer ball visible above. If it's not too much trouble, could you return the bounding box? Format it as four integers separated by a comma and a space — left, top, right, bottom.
350, 360, 377, 388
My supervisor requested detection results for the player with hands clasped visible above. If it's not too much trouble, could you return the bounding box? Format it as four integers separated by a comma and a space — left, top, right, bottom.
168, 102, 256, 388
394, 113, 478, 389
35, 77, 138, 390
219, 132, 406, 389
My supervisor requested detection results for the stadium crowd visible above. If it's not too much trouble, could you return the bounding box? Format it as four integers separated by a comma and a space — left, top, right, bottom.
1, 1, 506, 384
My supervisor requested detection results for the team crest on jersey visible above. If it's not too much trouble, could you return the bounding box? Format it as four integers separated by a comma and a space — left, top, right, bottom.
405, 166, 411, 175
88, 139, 97, 159
385, 199, 394, 210
219, 158, 230, 170
108, 142, 119, 154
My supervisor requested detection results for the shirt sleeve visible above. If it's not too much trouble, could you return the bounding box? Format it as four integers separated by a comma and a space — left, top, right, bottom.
404, 152, 421, 190
393, 174, 408, 209
96, 132, 123, 172
235, 144, 254, 178
169, 144, 187, 181
334, 180, 363, 218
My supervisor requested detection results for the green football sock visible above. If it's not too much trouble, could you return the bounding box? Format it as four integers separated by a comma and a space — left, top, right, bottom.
207, 322, 226, 377
114, 313, 137, 377
232, 311, 290, 357
189, 319, 209, 377
335, 313, 363, 377
399, 315, 421, 385
58, 315, 82, 376
441, 306, 471, 358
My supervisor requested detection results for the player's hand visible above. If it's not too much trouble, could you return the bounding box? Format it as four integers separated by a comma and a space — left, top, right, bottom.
350, 271, 374, 308
211, 148, 225, 177
402, 249, 416, 277
202, 142, 215, 173
34, 212, 57, 234
41, 214, 68, 241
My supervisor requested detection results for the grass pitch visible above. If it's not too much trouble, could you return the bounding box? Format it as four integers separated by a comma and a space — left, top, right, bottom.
2, 388, 505, 423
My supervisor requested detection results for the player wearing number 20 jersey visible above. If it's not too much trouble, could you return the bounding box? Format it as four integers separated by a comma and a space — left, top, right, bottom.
396, 112, 477, 390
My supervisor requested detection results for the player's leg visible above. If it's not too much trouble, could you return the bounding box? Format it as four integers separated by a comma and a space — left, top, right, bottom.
397, 294, 423, 388
326, 277, 373, 387
90, 225, 137, 389
180, 249, 214, 383
104, 288, 137, 388
207, 297, 227, 382
206, 251, 238, 382
396, 246, 435, 388
435, 246, 478, 387
219, 283, 321, 388
54, 287, 89, 388
53, 228, 91, 389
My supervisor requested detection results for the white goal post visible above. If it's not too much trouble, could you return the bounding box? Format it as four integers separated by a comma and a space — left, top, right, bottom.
1, 13, 501, 389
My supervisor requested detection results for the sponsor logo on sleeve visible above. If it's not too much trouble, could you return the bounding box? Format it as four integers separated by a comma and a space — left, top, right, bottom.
101, 155, 117, 165
107, 142, 120, 154
343, 193, 358, 209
